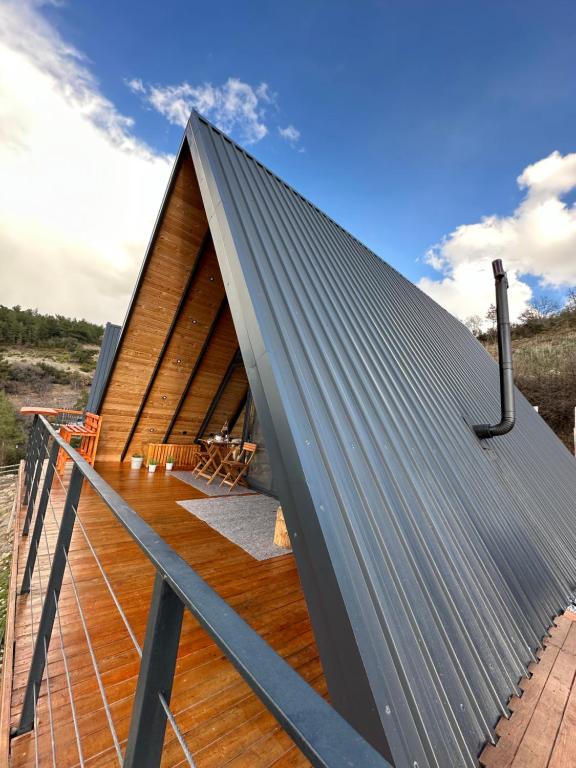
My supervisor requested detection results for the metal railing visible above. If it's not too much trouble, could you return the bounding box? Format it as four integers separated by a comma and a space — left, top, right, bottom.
12, 414, 391, 767
0, 464, 19, 476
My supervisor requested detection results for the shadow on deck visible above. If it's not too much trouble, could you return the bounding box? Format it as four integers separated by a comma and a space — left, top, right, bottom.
6, 463, 323, 767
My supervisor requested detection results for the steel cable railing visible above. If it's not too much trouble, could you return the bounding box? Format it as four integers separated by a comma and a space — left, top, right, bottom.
11, 415, 392, 768
21, 431, 222, 768
44, 453, 125, 765
25, 453, 79, 768
34, 545, 57, 768
43, 488, 85, 767
18, 424, 227, 768
45, 455, 195, 766
20, 434, 121, 767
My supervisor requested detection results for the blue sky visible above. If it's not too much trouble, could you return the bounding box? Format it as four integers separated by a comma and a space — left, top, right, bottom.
1, 0, 575, 323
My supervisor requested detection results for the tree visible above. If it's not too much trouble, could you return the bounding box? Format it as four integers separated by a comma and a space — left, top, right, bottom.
565, 289, 576, 313
485, 304, 497, 333
464, 315, 483, 337
517, 296, 560, 328
531, 295, 560, 318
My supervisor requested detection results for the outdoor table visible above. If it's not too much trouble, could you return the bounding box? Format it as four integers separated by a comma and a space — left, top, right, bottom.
197, 439, 240, 481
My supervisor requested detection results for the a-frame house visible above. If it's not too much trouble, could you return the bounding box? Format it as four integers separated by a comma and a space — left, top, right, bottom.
95, 112, 576, 765
5, 112, 576, 768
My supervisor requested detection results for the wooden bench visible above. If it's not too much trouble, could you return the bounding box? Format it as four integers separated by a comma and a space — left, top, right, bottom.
144, 443, 199, 469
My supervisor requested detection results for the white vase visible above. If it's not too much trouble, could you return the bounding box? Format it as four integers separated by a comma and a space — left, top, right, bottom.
166, 462, 174, 471
131, 457, 143, 470
148, 464, 157, 473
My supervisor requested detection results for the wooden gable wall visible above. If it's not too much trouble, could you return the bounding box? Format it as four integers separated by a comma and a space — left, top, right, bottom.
96, 146, 246, 462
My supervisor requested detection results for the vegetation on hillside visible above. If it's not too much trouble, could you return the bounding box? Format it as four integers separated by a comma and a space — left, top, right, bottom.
466, 291, 576, 452
0, 305, 102, 347
0, 391, 26, 465
0, 305, 102, 466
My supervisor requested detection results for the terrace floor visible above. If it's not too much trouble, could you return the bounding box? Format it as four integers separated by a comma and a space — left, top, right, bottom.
4, 463, 323, 767
480, 612, 576, 768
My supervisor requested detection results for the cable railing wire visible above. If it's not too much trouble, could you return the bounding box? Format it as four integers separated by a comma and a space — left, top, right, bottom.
14, 416, 392, 768
40, 486, 85, 767
158, 693, 196, 768
34, 532, 57, 768
28, 582, 39, 768
25, 430, 197, 768
45, 452, 196, 765
44, 487, 124, 766
66, 494, 143, 659
62, 545, 124, 765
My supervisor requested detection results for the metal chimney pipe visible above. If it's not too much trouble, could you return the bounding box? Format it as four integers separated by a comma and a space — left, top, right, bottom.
473, 259, 515, 439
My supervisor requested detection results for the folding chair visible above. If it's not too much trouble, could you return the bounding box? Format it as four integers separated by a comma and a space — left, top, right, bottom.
217, 442, 257, 492
191, 440, 212, 477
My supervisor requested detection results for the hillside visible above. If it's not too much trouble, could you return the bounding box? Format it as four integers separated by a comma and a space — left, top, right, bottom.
0, 306, 103, 465
0, 302, 574, 462
479, 301, 576, 452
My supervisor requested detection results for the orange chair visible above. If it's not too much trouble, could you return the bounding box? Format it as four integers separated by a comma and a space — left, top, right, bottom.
56, 412, 102, 473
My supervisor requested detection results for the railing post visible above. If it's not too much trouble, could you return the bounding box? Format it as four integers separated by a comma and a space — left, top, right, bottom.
23, 415, 39, 504
123, 573, 184, 768
20, 440, 60, 595
15, 464, 84, 735
22, 425, 49, 537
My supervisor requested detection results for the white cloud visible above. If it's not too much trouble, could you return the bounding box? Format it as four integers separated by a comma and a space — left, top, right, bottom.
133, 77, 273, 145
419, 150, 576, 323
0, 0, 173, 324
126, 77, 145, 94
278, 124, 301, 145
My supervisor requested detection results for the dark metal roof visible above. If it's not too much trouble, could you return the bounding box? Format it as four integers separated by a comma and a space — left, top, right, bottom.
185, 112, 576, 768
86, 322, 121, 413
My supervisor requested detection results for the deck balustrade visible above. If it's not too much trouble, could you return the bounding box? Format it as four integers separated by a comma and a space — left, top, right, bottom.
7, 414, 391, 768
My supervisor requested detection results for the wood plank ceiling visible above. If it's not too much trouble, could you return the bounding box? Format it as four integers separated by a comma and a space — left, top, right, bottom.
96, 147, 248, 461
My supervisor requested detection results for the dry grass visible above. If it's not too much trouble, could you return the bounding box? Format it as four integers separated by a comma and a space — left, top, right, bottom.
483, 327, 576, 451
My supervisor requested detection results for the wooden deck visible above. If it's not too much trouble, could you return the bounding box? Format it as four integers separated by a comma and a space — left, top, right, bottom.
481, 612, 576, 768
6, 463, 324, 767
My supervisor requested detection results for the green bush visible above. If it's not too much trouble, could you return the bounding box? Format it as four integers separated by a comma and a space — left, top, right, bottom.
0, 390, 26, 464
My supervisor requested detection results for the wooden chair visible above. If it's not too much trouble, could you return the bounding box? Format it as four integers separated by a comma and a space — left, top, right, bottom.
216, 442, 257, 492
78, 413, 102, 467
191, 440, 214, 478
205, 444, 237, 485
56, 412, 101, 473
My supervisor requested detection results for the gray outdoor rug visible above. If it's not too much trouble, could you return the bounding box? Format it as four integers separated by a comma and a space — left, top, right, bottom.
171, 471, 254, 496
177, 495, 291, 560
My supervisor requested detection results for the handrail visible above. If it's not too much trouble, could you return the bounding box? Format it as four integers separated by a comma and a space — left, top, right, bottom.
0, 464, 19, 476
13, 414, 391, 768
473, 259, 516, 439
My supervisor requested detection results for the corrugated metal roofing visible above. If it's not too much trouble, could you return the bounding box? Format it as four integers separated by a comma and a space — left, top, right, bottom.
185, 112, 576, 767
87, 322, 121, 413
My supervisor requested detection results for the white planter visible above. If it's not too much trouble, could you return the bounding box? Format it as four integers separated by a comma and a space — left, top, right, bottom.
148, 464, 157, 473
131, 457, 143, 470
166, 462, 174, 471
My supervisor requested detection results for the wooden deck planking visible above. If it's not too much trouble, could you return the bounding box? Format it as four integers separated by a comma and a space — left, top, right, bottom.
481, 614, 576, 768
6, 463, 322, 767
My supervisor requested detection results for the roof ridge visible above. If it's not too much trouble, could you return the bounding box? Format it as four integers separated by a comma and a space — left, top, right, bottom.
187, 109, 384, 262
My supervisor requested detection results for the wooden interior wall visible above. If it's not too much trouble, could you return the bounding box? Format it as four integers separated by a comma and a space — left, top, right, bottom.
202, 366, 249, 438
96, 144, 248, 462
123, 240, 227, 457
97, 150, 209, 461
168, 309, 241, 444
